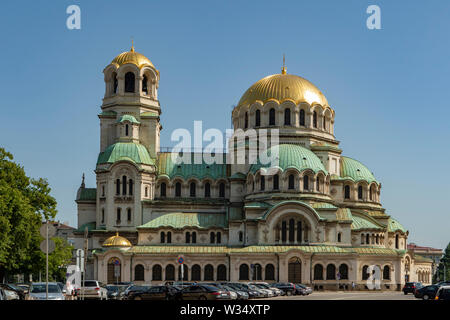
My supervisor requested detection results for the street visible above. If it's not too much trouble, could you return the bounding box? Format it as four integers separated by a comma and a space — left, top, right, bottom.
263, 291, 417, 300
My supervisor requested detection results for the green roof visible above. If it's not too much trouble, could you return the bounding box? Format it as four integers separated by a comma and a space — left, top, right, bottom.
249, 144, 328, 175
310, 142, 342, 153
78, 188, 96, 201
340, 156, 378, 184
229, 207, 243, 220
117, 114, 140, 124
138, 212, 227, 230
387, 217, 407, 233
99, 110, 117, 116
140, 111, 159, 118
157, 152, 228, 180
97, 143, 155, 166
351, 214, 384, 230
244, 202, 272, 209
310, 202, 337, 210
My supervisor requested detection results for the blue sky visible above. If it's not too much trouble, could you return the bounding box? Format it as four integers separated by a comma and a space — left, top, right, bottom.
0, 0, 449, 249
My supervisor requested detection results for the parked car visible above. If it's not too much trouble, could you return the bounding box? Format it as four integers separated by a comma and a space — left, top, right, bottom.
129, 285, 182, 300
180, 284, 229, 300
295, 283, 313, 295
203, 283, 233, 300
77, 280, 108, 300
220, 283, 251, 300
402, 282, 422, 295
106, 284, 128, 300
232, 283, 264, 298
222, 284, 248, 300
122, 285, 151, 300
0, 284, 25, 300
271, 282, 296, 296
414, 285, 440, 300
15, 284, 30, 294
3, 289, 20, 300
435, 285, 450, 300
249, 283, 274, 297
28, 282, 65, 300
436, 281, 450, 286
250, 282, 280, 296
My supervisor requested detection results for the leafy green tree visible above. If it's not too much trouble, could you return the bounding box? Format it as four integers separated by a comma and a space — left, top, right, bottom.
435, 242, 450, 283
0, 147, 58, 281
48, 237, 74, 282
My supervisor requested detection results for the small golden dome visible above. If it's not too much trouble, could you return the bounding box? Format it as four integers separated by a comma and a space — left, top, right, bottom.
102, 232, 132, 248
111, 45, 156, 70
238, 73, 329, 107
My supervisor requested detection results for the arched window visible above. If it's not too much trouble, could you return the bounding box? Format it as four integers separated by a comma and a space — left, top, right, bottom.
142, 75, 148, 95
152, 265, 162, 281
116, 179, 120, 195
210, 232, 215, 244
145, 187, 148, 197
303, 175, 309, 191
281, 221, 287, 242
284, 108, 291, 125
366, 234, 370, 244
186, 232, 191, 244
269, 108, 275, 126
395, 234, 399, 249
289, 219, 295, 242
339, 264, 349, 280
127, 208, 131, 221
358, 186, 363, 200
252, 264, 262, 280
192, 231, 196, 243
239, 264, 249, 280
125, 124, 129, 136
326, 264, 336, 280
313, 111, 317, 128
314, 264, 324, 280
129, 179, 133, 195
265, 264, 275, 280
125, 72, 135, 93
244, 112, 248, 129
191, 265, 201, 281
204, 182, 211, 198
204, 264, 214, 281
297, 221, 302, 243
122, 175, 127, 195
255, 109, 261, 127
219, 183, 225, 198
175, 182, 182, 197
288, 174, 295, 189
344, 185, 350, 199
239, 231, 243, 242
361, 234, 365, 244
112, 72, 118, 94
273, 174, 279, 190
134, 264, 145, 281
323, 116, 326, 131
260, 176, 265, 191
216, 232, 221, 244
299, 109, 305, 126
167, 231, 172, 243
337, 232, 342, 243
160, 182, 166, 197
190, 182, 196, 197
383, 266, 390, 280
376, 234, 379, 244
217, 264, 227, 281
316, 177, 321, 192
160, 232, 165, 243
165, 265, 175, 281
362, 265, 369, 280
116, 208, 121, 222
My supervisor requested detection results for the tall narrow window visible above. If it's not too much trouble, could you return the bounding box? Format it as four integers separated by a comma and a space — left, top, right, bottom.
101, 209, 105, 224
395, 234, 399, 249
303, 175, 309, 191
358, 186, 363, 200
160, 232, 165, 243
337, 232, 342, 242
116, 179, 120, 195
255, 109, 261, 127
116, 208, 121, 222
239, 231, 243, 242
284, 108, 291, 125
160, 182, 166, 197
216, 232, 221, 244
244, 112, 248, 129
281, 221, 287, 242
190, 182, 196, 197
316, 178, 321, 192
204, 182, 211, 198
344, 185, 350, 199
186, 232, 191, 244
210, 232, 215, 244
192, 232, 196, 244
122, 176, 127, 195
113, 72, 118, 94
323, 116, 326, 130
127, 208, 131, 221
299, 109, 305, 126
145, 187, 148, 197
313, 111, 317, 128
219, 183, 225, 198
125, 124, 129, 136
269, 108, 275, 126
142, 75, 148, 94
167, 231, 172, 243
297, 221, 302, 243
175, 182, 181, 197
289, 219, 295, 242
260, 176, 265, 191
366, 234, 370, 244
273, 174, 279, 190
125, 72, 135, 93
288, 174, 295, 189
129, 179, 133, 195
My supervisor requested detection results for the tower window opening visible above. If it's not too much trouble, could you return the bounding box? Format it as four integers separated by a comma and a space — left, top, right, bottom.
125, 72, 135, 93
255, 109, 261, 127
299, 109, 305, 126
125, 124, 129, 136
142, 75, 148, 95
269, 108, 276, 126
122, 176, 127, 195
313, 111, 317, 128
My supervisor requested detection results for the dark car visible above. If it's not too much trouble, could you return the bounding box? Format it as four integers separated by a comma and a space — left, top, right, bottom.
402, 282, 422, 295
0, 284, 26, 300
229, 283, 263, 299
106, 285, 128, 300
123, 285, 151, 300
130, 285, 182, 300
435, 286, 450, 300
180, 284, 229, 300
222, 283, 257, 299
414, 285, 440, 300
271, 282, 296, 296
293, 284, 309, 296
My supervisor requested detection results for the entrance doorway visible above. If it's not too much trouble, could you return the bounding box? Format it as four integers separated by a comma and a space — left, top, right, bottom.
288, 257, 302, 283
107, 257, 121, 284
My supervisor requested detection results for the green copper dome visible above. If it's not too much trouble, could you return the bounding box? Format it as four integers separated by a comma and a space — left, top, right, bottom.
340, 156, 377, 184
249, 144, 327, 175
97, 142, 154, 165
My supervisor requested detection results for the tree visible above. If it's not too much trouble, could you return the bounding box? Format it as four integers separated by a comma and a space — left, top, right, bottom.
435, 242, 450, 283
48, 237, 74, 282
0, 147, 58, 281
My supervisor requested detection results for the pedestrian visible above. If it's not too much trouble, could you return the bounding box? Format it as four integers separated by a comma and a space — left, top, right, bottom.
352, 282, 356, 291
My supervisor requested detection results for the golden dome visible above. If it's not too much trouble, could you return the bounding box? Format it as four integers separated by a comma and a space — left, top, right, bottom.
238, 72, 329, 107
102, 232, 132, 248
111, 45, 156, 70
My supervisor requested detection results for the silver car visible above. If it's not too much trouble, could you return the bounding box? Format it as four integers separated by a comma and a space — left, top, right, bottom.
78, 280, 108, 300
28, 282, 65, 300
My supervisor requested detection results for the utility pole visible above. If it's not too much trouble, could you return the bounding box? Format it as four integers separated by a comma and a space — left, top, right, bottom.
46, 220, 49, 300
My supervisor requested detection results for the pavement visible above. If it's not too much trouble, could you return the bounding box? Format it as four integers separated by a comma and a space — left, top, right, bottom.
264, 291, 417, 300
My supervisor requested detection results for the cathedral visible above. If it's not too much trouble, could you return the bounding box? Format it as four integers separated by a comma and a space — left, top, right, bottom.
74, 45, 432, 290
